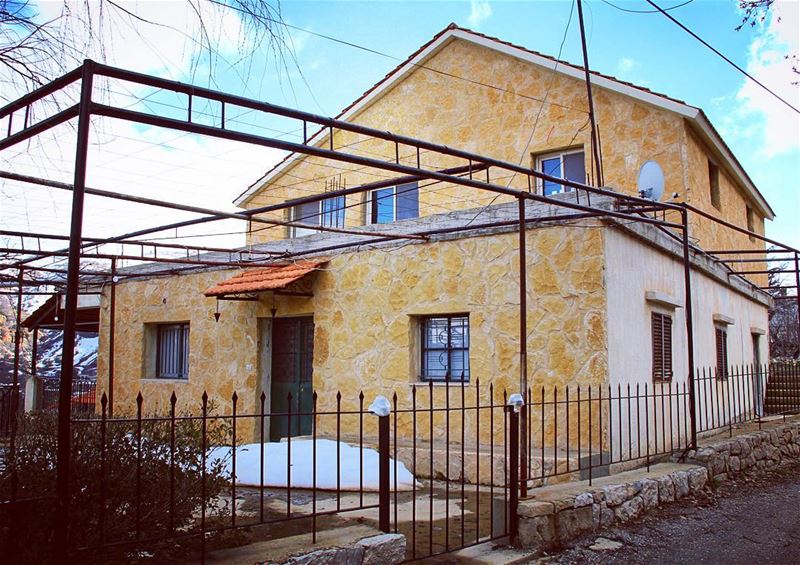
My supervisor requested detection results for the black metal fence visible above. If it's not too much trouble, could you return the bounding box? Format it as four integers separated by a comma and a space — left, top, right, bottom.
35, 377, 96, 415
520, 363, 800, 490
0, 384, 20, 439
1, 363, 799, 563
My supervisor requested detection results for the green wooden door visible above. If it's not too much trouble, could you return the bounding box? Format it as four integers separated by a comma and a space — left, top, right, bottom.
270, 317, 314, 441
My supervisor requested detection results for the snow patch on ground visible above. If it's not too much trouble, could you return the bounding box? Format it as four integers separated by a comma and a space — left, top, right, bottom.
209, 439, 418, 491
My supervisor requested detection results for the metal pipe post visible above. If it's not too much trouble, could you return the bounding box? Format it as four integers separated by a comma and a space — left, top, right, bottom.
576, 0, 604, 187
508, 405, 520, 544
681, 209, 698, 448
795, 252, 800, 354
11, 267, 23, 417
378, 412, 390, 533
108, 258, 116, 417
54, 59, 94, 559
517, 197, 528, 498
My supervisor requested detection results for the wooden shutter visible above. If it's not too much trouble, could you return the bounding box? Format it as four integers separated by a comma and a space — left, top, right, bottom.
652, 312, 673, 381
663, 315, 672, 379
715, 327, 728, 379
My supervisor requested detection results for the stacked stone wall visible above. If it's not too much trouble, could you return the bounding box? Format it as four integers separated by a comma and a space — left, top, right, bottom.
682, 421, 800, 483
518, 418, 800, 553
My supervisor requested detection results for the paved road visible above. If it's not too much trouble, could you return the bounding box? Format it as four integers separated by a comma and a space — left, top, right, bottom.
540, 459, 800, 565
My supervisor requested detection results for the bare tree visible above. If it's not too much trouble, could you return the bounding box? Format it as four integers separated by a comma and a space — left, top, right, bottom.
1, 0, 296, 98
767, 257, 800, 360
736, 0, 799, 84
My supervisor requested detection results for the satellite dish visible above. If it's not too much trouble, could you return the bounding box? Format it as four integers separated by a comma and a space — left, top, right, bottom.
637, 160, 665, 201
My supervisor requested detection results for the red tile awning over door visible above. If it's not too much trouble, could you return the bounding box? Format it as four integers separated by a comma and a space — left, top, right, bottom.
203, 260, 326, 298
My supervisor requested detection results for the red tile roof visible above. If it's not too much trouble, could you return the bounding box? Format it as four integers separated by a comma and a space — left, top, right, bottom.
204, 261, 326, 297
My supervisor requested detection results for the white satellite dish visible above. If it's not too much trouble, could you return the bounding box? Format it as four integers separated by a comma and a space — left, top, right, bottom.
637, 160, 665, 201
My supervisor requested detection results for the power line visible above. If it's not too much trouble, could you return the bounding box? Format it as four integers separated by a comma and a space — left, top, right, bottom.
215, 1, 588, 115
644, 0, 799, 114
599, 0, 693, 14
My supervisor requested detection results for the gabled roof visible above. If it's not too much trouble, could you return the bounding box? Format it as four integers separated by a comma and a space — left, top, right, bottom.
236, 24, 774, 220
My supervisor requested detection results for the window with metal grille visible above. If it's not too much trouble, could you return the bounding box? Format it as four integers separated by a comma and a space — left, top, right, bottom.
156, 323, 189, 379
420, 315, 469, 382
715, 326, 728, 379
651, 312, 673, 381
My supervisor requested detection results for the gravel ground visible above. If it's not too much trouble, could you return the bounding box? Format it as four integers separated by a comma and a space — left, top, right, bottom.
537, 459, 800, 565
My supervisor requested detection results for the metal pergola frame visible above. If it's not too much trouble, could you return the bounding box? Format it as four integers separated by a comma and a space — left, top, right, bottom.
1, 59, 798, 555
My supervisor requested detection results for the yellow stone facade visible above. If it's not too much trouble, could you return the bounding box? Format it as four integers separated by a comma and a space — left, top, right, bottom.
242, 36, 767, 266
96, 32, 770, 455
97, 223, 607, 446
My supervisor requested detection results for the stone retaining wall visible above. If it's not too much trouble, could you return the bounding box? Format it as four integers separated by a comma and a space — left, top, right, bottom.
518, 419, 800, 553
518, 463, 708, 551
681, 421, 800, 484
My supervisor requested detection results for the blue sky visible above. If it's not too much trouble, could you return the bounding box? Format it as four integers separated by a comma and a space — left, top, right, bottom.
2, 0, 797, 253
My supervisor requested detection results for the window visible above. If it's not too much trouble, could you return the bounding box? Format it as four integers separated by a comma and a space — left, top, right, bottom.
291, 195, 346, 237
651, 312, 673, 381
420, 315, 469, 382
715, 326, 728, 379
708, 160, 721, 210
536, 149, 585, 196
156, 323, 189, 379
746, 205, 755, 242
369, 182, 419, 224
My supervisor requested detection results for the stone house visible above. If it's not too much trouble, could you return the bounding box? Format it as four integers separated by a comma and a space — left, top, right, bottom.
95, 26, 773, 452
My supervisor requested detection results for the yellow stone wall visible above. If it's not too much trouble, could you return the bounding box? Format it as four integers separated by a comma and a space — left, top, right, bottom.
97, 223, 608, 447
683, 126, 767, 286
242, 37, 767, 264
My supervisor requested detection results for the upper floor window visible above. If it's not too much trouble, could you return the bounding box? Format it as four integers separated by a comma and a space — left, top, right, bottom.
420, 314, 470, 382
651, 312, 673, 381
746, 205, 755, 242
369, 182, 419, 224
708, 160, 721, 210
291, 195, 346, 237
536, 149, 585, 196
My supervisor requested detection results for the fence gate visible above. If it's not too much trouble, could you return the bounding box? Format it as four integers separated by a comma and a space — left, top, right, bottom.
382, 381, 519, 561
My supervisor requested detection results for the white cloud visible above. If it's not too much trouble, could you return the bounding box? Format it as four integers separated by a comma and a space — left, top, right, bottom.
468, 0, 492, 28
735, 0, 800, 157
0, 1, 290, 253
616, 57, 638, 76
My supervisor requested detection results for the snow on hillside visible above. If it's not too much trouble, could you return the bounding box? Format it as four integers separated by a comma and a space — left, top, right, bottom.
35, 331, 98, 380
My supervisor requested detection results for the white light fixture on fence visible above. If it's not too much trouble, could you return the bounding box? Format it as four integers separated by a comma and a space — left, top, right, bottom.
508, 393, 524, 413
368, 395, 391, 417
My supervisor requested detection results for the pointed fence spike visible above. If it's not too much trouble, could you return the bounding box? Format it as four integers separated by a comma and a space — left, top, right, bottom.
260, 391, 266, 401
232, 391, 238, 402
101, 392, 108, 407
170, 391, 177, 404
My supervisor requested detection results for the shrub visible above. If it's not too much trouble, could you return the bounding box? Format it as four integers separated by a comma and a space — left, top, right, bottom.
0, 409, 230, 563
